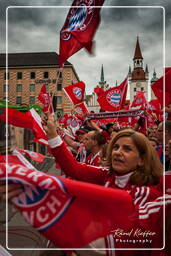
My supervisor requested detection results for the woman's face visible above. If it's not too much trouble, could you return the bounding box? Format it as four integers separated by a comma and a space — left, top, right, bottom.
111, 136, 144, 175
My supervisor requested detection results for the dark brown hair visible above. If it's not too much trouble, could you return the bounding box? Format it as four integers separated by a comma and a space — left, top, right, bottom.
90, 131, 106, 146
107, 129, 163, 186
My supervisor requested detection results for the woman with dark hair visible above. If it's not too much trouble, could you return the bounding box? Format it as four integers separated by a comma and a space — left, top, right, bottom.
106, 129, 162, 186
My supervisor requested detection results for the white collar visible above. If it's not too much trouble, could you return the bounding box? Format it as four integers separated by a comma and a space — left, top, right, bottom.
115, 172, 133, 188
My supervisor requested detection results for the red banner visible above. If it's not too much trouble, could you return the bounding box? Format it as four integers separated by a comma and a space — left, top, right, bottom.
0, 163, 134, 248
85, 109, 145, 120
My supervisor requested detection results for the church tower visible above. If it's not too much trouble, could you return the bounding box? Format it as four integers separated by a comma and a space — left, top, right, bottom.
150, 69, 158, 100
129, 37, 149, 103
98, 64, 109, 90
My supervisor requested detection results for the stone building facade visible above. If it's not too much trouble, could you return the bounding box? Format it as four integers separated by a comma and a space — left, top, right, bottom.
0, 52, 80, 153
0, 52, 80, 116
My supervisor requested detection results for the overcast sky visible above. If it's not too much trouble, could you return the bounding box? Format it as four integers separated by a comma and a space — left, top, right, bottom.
0, 0, 170, 94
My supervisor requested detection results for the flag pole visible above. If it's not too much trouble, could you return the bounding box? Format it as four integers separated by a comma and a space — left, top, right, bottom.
116, 76, 128, 127
48, 66, 63, 116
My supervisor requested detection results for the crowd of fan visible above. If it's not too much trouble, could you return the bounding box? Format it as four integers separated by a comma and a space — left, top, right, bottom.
56, 116, 171, 172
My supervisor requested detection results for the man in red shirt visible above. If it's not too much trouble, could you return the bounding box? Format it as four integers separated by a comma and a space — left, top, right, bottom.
83, 130, 106, 166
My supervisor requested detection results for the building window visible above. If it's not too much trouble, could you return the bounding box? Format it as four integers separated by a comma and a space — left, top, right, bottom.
30, 72, 36, 79
3, 96, 8, 101
4, 72, 10, 80
57, 83, 62, 91
3, 84, 8, 92
43, 72, 49, 79
29, 96, 35, 105
16, 84, 22, 92
17, 72, 22, 80
30, 84, 35, 92
134, 88, 136, 92
141, 87, 144, 91
57, 96, 62, 104
57, 71, 62, 79
16, 96, 22, 104
56, 109, 63, 118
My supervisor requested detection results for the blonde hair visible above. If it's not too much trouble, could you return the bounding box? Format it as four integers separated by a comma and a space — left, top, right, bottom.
107, 129, 163, 186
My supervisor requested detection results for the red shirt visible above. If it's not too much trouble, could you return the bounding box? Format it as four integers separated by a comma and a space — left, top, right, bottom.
85, 151, 101, 166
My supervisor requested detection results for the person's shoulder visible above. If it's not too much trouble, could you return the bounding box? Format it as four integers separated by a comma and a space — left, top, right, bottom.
131, 184, 162, 204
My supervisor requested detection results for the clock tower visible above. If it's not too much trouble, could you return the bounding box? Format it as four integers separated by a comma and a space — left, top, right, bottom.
128, 37, 149, 103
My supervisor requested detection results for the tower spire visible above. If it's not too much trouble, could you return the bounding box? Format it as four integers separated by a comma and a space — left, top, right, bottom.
100, 64, 104, 82
128, 65, 131, 76
99, 64, 108, 90
150, 68, 158, 83
133, 36, 143, 60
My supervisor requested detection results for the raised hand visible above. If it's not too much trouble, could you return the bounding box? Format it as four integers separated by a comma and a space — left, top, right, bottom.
41, 112, 58, 139
0, 180, 23, 200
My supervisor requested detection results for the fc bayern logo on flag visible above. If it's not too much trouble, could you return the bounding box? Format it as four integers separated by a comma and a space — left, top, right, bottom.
75, 106, 83, 113
73, 87, 82, 100
8, 169, 74, 232
71, 119, 78, 128
61, 0, 95, 41
106, 89, 121, 107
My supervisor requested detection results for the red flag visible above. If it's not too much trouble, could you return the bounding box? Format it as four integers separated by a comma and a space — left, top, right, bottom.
58, 114, 69, 124
0, 150, 37, 170
59, 0, 104, 67
94, 86, 104, 97
74, 102, 89, 114
148, 99, 161, 120
151, 67, 171, 107
38, 84, 53, 113
94, 78, 128, 111
0, 108, 47, 142
165, 67, 171, 74
69, 117, 82, 136
63, 81, 85, 105
0, 163, 134, 248
146, 113, 156, 127
130, 91, 147, 108
148, 99, 161, 112
65, 115, 73, 126
17, 149, 45, 163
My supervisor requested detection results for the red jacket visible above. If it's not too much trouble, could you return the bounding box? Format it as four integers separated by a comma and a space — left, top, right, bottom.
50, 138, 171, 256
